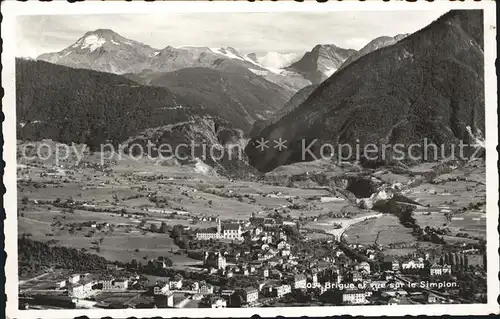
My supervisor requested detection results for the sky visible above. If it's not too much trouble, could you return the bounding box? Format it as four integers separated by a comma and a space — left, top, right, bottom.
17, 11, 449, 58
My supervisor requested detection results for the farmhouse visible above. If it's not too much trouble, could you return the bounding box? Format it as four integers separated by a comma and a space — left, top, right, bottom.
113, 279, 128, 290
241, 287, 259, 304
68, 274, 80, 284
169, 276, 183, 290
292, 274, 307, 289
204, 251, 227, 270
427, 292, 448, 303
154, 291, 174, 307
401, 259, 425, 271
208, 296, 227, 308
271, 284, 292, 298
200, 283, 214, 294
342, 289, 367, 305
153, 282, 170, 295
348, 271, 363, 282
54, 280, 66, 289
429, 263, 452, 276
356, 261, 371, 274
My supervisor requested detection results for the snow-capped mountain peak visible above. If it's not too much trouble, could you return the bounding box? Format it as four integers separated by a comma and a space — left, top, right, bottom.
70, 29, 135, 52
37, 29, 158, 74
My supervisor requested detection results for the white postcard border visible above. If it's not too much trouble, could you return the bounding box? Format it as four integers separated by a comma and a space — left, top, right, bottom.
2, 1, 498, 318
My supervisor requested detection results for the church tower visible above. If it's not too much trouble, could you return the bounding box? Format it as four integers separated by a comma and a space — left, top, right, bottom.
217, 217, 221, 236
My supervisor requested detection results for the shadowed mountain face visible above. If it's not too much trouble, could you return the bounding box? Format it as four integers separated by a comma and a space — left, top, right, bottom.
246, 10, 484, 172
249, 84, 319, 138
141, 64, 294, 133
286, 44, 357, 84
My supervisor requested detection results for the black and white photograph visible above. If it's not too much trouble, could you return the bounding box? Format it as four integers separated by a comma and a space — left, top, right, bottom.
2, 1, 498, 318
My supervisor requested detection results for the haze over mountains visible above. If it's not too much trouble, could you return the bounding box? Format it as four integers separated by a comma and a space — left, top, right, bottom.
246, 10, 484, 172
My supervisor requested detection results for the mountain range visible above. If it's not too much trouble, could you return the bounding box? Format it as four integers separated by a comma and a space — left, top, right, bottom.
21, 10, 483, 175
36, 29, 356, 92
246, 10, 484, 172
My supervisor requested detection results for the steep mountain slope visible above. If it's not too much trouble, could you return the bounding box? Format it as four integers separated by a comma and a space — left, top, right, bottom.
249, 84, 319, 137
143, 63, 294, 133
272, 84, 320, 121
286, 44, 357, 84
337, 34, 408, 71
16, 59, 204, 148
37, 29, 158, 74
246, 10, 484, 172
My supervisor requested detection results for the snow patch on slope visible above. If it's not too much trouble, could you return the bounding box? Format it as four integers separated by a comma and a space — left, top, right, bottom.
79, 35, 107, 52
210, 47, 243, 61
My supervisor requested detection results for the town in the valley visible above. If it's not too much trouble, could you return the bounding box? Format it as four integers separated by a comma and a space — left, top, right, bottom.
18, 206, 487, 309
17, 145, 487, 309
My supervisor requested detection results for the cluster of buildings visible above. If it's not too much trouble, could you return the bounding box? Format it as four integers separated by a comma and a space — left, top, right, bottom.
189, 217, 465, 307
24, 210, 480, 310
195, 218, 243, 241
55, 273, 131, 299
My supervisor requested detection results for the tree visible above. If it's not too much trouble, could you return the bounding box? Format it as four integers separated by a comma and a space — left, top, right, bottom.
21, 196, 29, 205
171, 224, 184, 238
160, 221, 168, 234
150, 224, 158, 233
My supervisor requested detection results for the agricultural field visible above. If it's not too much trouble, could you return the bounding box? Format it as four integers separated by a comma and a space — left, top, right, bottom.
94, 291, 150, 306
343, 214, 415, 246
17, 141, 488, 268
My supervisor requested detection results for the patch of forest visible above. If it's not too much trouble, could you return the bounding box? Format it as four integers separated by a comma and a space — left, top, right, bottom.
18, 235, 109, 277
16, 59, 207, 149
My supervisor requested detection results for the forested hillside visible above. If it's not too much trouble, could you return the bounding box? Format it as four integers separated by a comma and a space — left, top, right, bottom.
247, 10, 485, 172
18, 236, 109, 278
16, 59, 204, 149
